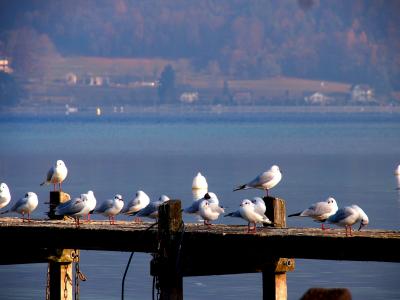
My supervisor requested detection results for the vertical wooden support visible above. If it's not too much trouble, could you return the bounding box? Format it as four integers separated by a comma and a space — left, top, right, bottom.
48, 262, 73, 300
47, 191, 74, 300
157, 200, 183, 300
262, 196, 294, 300
263, 196, 286, 228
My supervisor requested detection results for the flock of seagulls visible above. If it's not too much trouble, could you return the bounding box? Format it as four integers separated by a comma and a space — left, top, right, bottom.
2, 160, 397, 236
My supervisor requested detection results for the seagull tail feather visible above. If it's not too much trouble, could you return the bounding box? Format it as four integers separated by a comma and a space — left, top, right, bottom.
233, 184, 247, 192
224, 212, 234, 217
288, 212, 301, 217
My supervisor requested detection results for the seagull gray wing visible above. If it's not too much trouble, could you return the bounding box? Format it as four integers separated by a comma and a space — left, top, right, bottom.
328, 207, 354, 223
11, 197, 28, 211
46, 167, 55, 182
95, 199, 114, 213
312, 202, 334, 216
225, 210, 241, 218
56, 198, 85, 216
249, 170, 274, 187
135, 201, 159, 217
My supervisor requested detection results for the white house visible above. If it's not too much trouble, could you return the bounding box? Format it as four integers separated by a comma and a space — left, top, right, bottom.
351, 84, 375, 103
304, 92, 331, 105
180, 92, 199, 103
0, 58, 13, 73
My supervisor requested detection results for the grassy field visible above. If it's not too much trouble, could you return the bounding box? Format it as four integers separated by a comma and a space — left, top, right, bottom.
44, 56, 350, 94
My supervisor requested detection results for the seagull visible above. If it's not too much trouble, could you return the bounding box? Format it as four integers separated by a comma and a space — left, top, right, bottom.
192, 172, 208, 190
234, 165, 282, 197
94, 194, 124, 225
288, 197, 338, 230
198, 199, 224, 226
40, 160, 68, 191
81, 190, 96, 221
184, 192, 220, 215
225, 199, 271, 232
327, 205, 369, 236
123, 190, 150, 221
251, 197, 267, 216
0, 182, 11, 210
5, 192, 39, 222
134, 195, 170, 220
55, 196, 91, 226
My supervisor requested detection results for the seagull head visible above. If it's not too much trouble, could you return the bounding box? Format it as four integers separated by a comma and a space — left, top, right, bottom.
0, 183, 9, 194
240, 199, 253, 207
115, 194, 123, 201
358, 217, 369, 231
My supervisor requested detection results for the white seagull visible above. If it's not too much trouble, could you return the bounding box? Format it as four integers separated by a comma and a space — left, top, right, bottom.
40, 160, 68, 191
225, 199, 271, 232
55, 196, 91, 226
198, 199, 224, 226
8, 192, 39, 222
134, 195, 170, 220
327, 204, 369, 236
123, 190, 151, 221
0, 182, 11, 210
234, 165, 282, 197
251, 197, 267, 216
81, 190, 96, 221
184, 192, 220, 215
288, 197, 338, 230
95, 194, 124, 225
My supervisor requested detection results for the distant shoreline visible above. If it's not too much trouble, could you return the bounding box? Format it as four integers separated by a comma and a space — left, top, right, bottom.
2, 104, 400, 117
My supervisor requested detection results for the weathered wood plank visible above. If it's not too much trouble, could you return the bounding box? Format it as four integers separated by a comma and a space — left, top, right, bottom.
0, 218, 399, 268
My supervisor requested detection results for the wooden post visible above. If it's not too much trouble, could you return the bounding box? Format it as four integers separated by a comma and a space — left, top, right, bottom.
263, 196, 286, 228
48, 191, 71, 219
47, 191, 75, 300
48, 262, 73, 300
153, 200, 183, 300
262, 196, 294, 300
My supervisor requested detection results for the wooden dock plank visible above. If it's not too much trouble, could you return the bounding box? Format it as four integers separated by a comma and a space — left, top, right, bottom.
1, 218, 399, 270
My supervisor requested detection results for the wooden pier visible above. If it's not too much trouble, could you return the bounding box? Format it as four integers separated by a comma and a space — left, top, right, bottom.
0, 193, 399, 299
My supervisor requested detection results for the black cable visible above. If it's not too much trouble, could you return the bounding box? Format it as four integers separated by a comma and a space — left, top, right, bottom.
121, 222, 158, 300
175, 220, 185, 274
121, 251, 134, 300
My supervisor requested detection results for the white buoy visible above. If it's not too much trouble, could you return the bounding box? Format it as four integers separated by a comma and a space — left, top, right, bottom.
395, 164, 400, 175
96, 107, 102, 116
192, 172, 208, 190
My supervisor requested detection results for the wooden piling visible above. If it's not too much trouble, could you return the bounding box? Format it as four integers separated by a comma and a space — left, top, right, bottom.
48, 191, 71, 220
47, 191, 75, 300
262, 196, 293, 300
153, 200, 183, 300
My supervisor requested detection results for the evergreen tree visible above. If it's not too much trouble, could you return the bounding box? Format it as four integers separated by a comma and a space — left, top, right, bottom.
158, 65, 176, 104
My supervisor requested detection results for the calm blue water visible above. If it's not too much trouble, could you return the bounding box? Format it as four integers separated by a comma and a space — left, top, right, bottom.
0, 112, 399, 299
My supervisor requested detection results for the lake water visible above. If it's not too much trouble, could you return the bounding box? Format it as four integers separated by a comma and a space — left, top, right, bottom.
0, 111, 399, 299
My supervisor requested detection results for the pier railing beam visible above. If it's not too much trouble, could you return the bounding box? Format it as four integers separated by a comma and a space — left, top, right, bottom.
262, 196, 294, 300
47, 191, 75, 300
153, 200, 183, 300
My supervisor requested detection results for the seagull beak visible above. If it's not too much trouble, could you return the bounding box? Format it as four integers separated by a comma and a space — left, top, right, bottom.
358, 223, 365, 231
